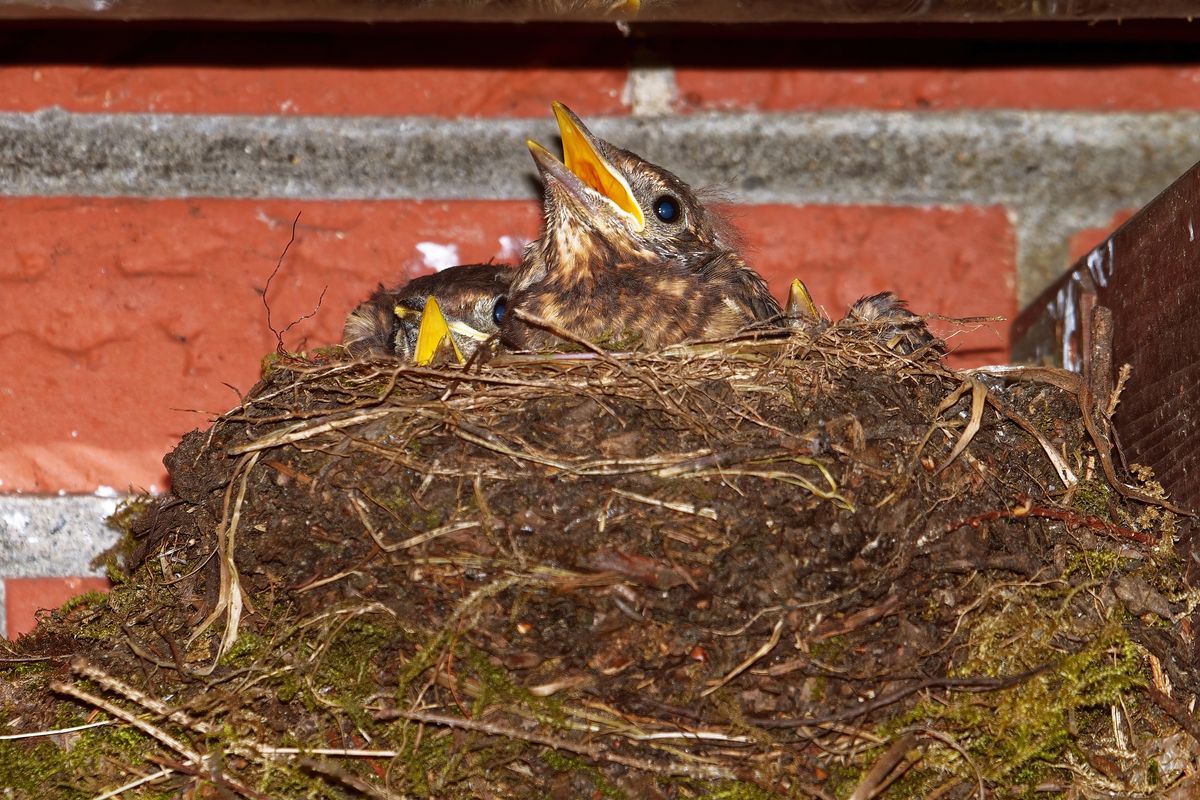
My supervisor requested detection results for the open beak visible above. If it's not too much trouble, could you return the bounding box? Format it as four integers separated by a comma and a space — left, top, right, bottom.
526, 102, 644, 230
410, 297, 465, 366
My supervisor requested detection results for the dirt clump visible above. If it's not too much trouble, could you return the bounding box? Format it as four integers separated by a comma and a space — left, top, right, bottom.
2, 320, 1197, 799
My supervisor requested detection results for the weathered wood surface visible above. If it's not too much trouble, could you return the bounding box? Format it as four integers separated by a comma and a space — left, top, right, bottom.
1014, 161, 1200, 512
3, 0, 1200, 22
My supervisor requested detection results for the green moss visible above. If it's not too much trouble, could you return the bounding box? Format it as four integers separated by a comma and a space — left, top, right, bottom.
1064, 549, 1129, 580
311, 619, 392, 709
884, 606, 1142, 794
1, 659, 55, 679
309, 345, 345, 360
55, 591, 109, 619
274, 672, 302, 704
698, 781, 785, 799
260, 350, 285, 379
98, 495, 156, 584
541, 751, 629, 799
0, 710, 191, 799
106, 495, 155, 538
257, 759, 346, 798
1069, 477, 1114, 519
369, 486, 443, 532
0, 739, 82, 799
463, 647, 564, 725
218, 631, 266, 669
819, 761, 867, 799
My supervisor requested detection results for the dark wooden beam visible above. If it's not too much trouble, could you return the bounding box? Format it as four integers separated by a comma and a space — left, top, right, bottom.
1013, 160, 1200, 512
3, 0, 1200, 22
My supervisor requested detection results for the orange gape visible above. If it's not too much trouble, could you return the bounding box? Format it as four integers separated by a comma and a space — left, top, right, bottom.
555, 102, 645, 229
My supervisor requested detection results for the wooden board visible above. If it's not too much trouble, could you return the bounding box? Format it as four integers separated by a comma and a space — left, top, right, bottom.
3, 0, 1200, 22
1013, 161, 1200, 512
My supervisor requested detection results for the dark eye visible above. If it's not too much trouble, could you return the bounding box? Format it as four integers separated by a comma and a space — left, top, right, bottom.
653, 195, 681, 223
492, 296, 507, 325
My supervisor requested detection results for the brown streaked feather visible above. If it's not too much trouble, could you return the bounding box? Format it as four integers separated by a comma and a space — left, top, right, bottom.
846, 292, 942, 355
343, 284, 401, 358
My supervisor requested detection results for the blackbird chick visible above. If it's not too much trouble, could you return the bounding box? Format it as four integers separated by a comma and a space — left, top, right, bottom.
502, 102, 782, 352
786, 280, 939, 356
846, 291, 939, 356
343, 263, 512, 361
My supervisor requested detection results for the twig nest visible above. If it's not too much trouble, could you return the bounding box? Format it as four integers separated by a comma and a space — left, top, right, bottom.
3, 323, 1194, 799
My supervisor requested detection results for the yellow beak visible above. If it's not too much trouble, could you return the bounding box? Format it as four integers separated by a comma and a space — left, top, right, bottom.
551, 101, 645, 229
785, 278, 822, 324
410, 297, 465, 366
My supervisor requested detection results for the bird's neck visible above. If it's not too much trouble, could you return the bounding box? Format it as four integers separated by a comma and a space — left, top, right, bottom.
544, 227, 669, 288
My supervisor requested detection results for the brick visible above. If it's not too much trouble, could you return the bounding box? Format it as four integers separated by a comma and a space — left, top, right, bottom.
4, 576, 110, 639
729, 205, 1016, 366
0, 199, 1011, 494
676, 66, 1200, 112
0, 29, 628, 117
0, 198, 542, 493
0, 64, 629, 117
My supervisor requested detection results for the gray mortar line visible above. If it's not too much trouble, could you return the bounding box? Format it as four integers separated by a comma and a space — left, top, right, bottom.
0, 108, 1196, 301
0, 495, 122, 580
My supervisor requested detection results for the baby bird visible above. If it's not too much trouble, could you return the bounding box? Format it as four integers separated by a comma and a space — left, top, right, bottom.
505, 102, 936, 356
344, 104, 934, 362
343, 264, 512, 362
845, 291, 938, 356
501, 102, 782, 352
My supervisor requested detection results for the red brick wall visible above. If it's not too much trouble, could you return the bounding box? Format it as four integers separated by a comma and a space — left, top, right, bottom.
1, 22, 1192, 636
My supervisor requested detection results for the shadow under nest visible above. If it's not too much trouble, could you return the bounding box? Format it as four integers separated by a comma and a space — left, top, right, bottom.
3, 319, 1198, 799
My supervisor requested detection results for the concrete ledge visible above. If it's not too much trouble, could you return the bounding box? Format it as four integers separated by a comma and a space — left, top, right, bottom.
0, 495, 123, 579
1, 108, 1196, 299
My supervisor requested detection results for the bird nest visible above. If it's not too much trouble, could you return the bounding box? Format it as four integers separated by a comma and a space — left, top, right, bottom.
3, 320, 1198, 799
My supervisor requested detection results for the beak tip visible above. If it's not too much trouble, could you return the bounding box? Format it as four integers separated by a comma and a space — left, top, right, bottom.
414, 296, 465, 365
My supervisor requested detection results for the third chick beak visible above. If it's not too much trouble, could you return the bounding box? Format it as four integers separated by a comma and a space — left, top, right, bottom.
785, 279, 823, 325
412, 297, 465, 366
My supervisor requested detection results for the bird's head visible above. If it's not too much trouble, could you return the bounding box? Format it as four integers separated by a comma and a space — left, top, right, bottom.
393, 265, 511, 364
520, 102, 737, 290
343, 264, 511, 364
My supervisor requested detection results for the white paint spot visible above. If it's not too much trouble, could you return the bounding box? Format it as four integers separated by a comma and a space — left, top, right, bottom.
94, 485, 120, 499
1189, 218, 1195, 242
622, 63, 678, 117
497, 235, 528, 261
70, 430, 78, 438
1085, 240, 1113, 289
57, 489, 66, 496
1058, 280, 1081, 373
416, 242, 460, 272
3, 510, 30, 530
